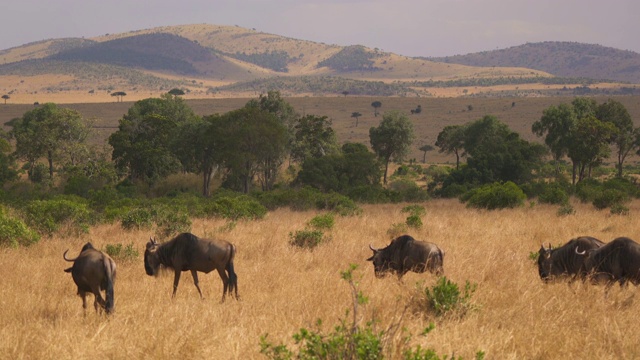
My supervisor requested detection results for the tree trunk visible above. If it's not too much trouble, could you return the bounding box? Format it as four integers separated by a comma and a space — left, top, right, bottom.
47, 150, 54, 179
383, 158, 389, 184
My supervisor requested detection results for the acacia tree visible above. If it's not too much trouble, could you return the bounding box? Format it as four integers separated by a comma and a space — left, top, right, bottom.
111, 91, 127, 102
351, 112, 362, 127
596, 99, 639, 177
168, 88, 185, 98
419, 144, 434, 163
369, 110, 415, 184
567, 115, 616, 183
371, 101, 382, 117
2, 95, 9, 104
7, 103, 91, 180
435, 125, 466, 170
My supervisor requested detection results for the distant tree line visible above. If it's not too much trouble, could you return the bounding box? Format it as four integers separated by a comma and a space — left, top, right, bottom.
317, 45, 382, 72
228, 50, 290, 72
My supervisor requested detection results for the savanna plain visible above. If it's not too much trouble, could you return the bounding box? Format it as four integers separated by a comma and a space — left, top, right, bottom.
2, 199, 640, 359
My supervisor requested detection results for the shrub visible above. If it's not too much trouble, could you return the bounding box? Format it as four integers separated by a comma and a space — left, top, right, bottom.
538, 184, 569, 205
105, 243, 139, 262
316, 192, 362, 216
205, 195, 267, 220
557, 203, 576, 216
307, 213, 335, 230
153, 206, 192, 240
0, 207, 40, 247
289, 229, 326, 249
464, 182, 526, 210
23, 198, 93, 236
121, 207, 154, 230
406, 214, 423, 229
610, 203, 629, 215
415, 276, 477, 317
592, 189, 628, 210
401, 204, 426, 217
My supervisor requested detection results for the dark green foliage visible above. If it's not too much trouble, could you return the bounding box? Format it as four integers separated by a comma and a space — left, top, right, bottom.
557, 203, 576, 216
387, 179, 430, 202
28, 163, 48, 183
289, 229, 326, 249
463, 182, 526, 210
592, 189, 628, 210
205, 195, 267, 221
317, 45, 381, 72
0, 207, 39, 247
370, 110, 415, 184
23, 198, 93, 236
230, 50, 290, 72
538, 183, 569, 205
401, 204, 427, 217
120, 207, 154, 230
610, 203, 630, 215
417, 277, 477, 317
104, 243, 139, 262
308, 213, 335, 230
406, 214, 423, 229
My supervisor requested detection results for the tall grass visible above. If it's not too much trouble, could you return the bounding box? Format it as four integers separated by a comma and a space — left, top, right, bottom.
1, 199, 640, 359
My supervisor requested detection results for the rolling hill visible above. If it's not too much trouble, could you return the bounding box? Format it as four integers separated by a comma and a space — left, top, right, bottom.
427, 41, 640, 84
0, 24, 638, 103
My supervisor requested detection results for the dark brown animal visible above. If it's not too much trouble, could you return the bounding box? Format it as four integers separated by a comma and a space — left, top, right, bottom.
576, 236, 640, 286
537, 236, 605, 282
63, 242, 116, 314
367, 234, 444, 278
144, 232, 238, 302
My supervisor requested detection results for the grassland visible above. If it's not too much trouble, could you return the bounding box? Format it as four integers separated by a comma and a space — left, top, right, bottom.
2, 199, 640, 359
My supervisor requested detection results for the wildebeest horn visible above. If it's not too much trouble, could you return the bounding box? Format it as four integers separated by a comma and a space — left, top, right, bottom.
369, 244, 378, 252
575, 247, 586, 255
63, 249, 78, 262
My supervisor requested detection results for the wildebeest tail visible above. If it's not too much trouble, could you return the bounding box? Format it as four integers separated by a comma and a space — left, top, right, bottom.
226, 244, 238, 298
104, 257, 116, 314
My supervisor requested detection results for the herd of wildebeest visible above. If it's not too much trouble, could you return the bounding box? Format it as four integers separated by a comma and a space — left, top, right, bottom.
62, 231, 640, 314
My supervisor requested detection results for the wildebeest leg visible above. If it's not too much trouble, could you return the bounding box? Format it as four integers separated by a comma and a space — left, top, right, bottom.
216, 268, 230, 302
172, 270, 182, 297
79, 291, 88, 312
191, 270, 204, 299
91, 285, 106, 313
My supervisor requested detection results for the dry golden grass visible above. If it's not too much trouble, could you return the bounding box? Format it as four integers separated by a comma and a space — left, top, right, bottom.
2, 200, 640, 359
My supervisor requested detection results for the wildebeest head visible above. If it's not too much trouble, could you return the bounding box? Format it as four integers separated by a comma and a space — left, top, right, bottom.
367, 244, 391, 278
537, 243, 554, 281
144, 237, 161, 276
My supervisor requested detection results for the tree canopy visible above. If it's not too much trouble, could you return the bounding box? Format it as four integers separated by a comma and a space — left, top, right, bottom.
369, 110, 415, 184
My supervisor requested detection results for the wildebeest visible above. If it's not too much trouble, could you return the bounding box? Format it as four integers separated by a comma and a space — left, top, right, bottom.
537, 236, 604, 282
366, 234, 444, 278
63, 242, 116, 314
144, 232, 238, 302
575, 236, 640, 286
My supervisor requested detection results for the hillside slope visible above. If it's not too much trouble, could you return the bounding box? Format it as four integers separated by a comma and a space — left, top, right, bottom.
428, 41, 640, 83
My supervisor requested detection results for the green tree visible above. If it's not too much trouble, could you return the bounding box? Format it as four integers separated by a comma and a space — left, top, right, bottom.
167, 88, 185, 97
6, 103, 91, 180
172, 115, 225, 196
351, 112, 362, 127
0, 130, 18, 185
371, 100, 382, 117
419, 144, 434, 163
369, 110, 415, 184
1, 95, 9, 104
290, 115, 339, 164
111, 91, 127, 102
596, 99, 639, 177
435, 124, 466, 170
219, 106, 289, 193
296, 142, 381, 193
567, 115, 616, 183
532, 103, 576, 176
108, 95, 199, 184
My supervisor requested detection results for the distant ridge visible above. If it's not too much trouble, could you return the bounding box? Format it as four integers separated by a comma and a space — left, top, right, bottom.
427, 41, 640, 83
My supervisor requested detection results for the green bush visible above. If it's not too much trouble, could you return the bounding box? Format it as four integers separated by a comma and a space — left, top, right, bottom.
402, 205, 426, 217
23, 198, 93, 236
121, 207, 154, 230
406, 214, 423, 229
307, 213, 335, 230
205, 195, 267, 220
592, 189, 628, 210
463, 182, 526, 210
104, 242, 139, 262
538, 184, 569, 205
153, 206, 192, 240
316, 192, 362, 216
289, 229, 326, 249
416, 276, 477, 318
557, 203, 576, 216
387, 179, 429, 202
610, 203, 629, 215
0, 207, 40, 247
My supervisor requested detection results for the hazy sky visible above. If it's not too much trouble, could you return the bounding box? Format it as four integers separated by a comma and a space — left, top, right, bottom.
1, 0, 638, 57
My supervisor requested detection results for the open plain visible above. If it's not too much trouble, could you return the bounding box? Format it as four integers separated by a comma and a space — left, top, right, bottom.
2, 199, 640, 359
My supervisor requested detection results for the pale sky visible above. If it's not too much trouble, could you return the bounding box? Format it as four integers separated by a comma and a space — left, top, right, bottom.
1, 0, 638, 57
